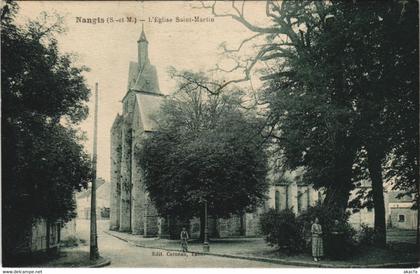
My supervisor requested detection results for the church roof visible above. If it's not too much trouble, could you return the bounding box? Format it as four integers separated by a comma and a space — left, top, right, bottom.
127, 61, 139, 91
119, 27, 163, 132
138, 25, 148, 43
126, 27, 160, 93
135, 63, 160, 92
135, 91, 165, 131
126, 62, 160, 93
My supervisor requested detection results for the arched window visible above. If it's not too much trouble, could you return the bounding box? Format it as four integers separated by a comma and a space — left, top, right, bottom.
275, 191, 280, 211
297, 191, 302, 212
317, 191, 322, 204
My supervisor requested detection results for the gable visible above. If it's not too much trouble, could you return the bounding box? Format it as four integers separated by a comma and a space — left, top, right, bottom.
133, 63, 160, 93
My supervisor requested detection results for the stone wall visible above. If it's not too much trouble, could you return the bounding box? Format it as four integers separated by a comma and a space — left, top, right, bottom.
61, 219, 76, 240
131, 137, 145, 235
184, 213, 264, 239
245, 212, 263, 236
217, 215, 243, 238
143, 196, 159, 236
119, 120, 132, 232
189, 217, 201, 239
30, 219, 60, 253
109, 115, 122, 230
348, 208, 375, 229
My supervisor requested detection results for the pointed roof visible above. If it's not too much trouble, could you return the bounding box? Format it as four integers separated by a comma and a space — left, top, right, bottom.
138, 24, 148, 43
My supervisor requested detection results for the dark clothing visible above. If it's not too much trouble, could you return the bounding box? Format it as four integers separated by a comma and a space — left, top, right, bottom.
180, 230, 189, 252
180, 230, 189, 240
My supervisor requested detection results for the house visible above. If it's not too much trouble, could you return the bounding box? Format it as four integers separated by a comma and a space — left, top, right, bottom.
388, 191, 417, 230
76, 178, 110, 220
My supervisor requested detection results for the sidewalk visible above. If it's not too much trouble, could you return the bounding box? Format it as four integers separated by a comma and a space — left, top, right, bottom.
105, 229, 419, 268
26, 250, 111, 268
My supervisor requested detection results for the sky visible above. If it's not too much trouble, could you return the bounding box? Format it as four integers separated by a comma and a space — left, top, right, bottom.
16, 1, 270, 181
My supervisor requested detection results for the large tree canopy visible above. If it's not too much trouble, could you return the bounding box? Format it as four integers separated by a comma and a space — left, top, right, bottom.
1, 1, 92, 261
136, 70, 269, 222
200, 0, 419, 246
264, 1, 418, 246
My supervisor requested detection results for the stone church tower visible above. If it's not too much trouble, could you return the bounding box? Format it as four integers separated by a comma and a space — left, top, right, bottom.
109, 27, 163, 236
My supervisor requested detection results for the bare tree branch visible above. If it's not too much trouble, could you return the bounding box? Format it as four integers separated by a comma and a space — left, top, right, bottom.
211, 61, 245, 73
198, 1, 280, 34
219, 33, 264, 53
232, 1, 242, 17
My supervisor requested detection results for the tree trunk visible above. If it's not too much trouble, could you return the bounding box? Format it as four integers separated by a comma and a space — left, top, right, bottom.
323, 178, 352, 214
199, 209, 205, 241
367, 145, 387, 247
323, 151, 354, 214
417, 200, 420, 246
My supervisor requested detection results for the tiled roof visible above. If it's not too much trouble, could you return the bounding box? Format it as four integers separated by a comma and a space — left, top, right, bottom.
132, 63, 160, 93
127, 61, 139, 91
388, 191, 414, 203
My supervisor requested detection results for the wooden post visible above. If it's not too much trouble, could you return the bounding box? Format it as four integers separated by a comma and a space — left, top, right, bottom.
90, 82, 100, 260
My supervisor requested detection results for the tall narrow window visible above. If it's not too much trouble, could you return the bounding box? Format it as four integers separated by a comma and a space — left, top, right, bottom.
307, 189, 310, 207
297, 191, 302, 212
275, 191, 280, 212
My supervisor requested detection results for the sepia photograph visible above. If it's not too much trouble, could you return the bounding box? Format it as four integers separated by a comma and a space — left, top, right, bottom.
1, 0, 419, 272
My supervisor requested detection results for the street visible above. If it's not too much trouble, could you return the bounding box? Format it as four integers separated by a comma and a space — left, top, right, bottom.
75, 219, 293, 268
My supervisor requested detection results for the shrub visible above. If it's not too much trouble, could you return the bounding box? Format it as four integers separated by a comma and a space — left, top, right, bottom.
297, 204, 357, 258
357, 224, 376, 246
259, 208, 305, 254
60, 236, 79, 248
260, 205, 358, 258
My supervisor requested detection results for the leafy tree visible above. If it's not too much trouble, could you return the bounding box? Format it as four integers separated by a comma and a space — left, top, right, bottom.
200, 0, 419, 246
1, 1, 92, 263
200, 1, 360, 214
304, 0, 419, 246
136, 70, 268, 238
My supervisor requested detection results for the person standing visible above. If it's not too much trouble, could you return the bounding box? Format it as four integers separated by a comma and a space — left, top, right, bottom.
311, 217, 324, 261
180, 227, 189, 252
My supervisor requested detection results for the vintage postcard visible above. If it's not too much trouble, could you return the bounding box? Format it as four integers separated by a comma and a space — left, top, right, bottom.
1, 0, 419, 272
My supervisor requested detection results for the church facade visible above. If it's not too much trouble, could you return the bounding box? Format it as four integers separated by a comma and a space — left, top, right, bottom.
109, 29, 324, 238
109, 28, 163, 236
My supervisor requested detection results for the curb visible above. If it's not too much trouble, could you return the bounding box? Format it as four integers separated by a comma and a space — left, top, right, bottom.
89, 257, 112, 268
104, 230, 419, 268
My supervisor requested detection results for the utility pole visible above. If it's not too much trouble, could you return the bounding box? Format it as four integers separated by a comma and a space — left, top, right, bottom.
203, 200, 210, 252
90, 82, 100, 260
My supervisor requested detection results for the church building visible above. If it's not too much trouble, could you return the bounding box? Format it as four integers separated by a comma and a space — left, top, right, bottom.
109, 28, 324, 238
109, 27, 164, 236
